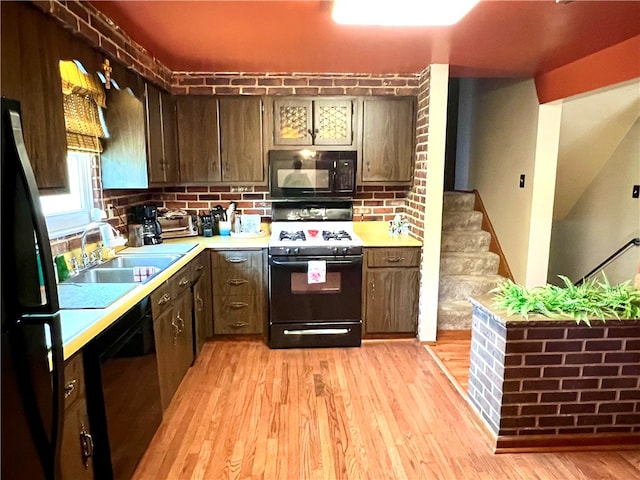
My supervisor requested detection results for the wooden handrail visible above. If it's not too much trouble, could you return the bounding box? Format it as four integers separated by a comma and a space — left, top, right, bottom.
470, 189, 515, 282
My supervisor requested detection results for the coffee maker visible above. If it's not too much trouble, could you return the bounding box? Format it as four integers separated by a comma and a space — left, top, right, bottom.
129, 205, 163, 245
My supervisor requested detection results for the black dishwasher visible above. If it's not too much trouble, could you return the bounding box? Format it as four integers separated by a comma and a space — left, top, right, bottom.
83, 296, 162, 480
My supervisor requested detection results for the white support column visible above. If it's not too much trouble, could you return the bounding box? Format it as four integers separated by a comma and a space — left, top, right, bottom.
418, 64, 449, 342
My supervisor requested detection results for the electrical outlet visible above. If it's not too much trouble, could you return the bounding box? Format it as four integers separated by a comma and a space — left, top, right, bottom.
633, 185, 639, 199
519, 174, 525, 188
106, 204, 115, 219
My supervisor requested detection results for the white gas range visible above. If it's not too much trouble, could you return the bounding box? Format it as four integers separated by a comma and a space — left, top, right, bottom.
267, 201, 363, 349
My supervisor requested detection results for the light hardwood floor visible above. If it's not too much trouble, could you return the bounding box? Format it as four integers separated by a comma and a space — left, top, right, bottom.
133, 339, 640, 480
424, 330, 472, 394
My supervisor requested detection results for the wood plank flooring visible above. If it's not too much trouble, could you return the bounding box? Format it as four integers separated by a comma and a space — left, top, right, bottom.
133, 339, 640, 480
424, 330, 472, 393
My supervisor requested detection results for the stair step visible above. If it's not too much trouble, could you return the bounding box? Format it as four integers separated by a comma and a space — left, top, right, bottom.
441, 231, 491, 253
440, 252, 500, 275
442, 210, 483, 232
437, 300, 474, 330
443, 192, 475, 212
439, 274, 504, 302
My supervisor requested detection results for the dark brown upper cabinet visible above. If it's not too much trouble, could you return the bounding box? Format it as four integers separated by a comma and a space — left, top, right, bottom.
1, 2, 67, 190
146, 84, 179, 184
177, 96, 265, 184
360, 97, 416, 184
101, 86, 148, 189
176, 96, 221, 183
219, 96, 264, 183
272, 98, 355, 147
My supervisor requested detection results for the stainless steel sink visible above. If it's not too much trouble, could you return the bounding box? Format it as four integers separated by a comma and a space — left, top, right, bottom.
66, 267, 160, 284
95, 254, 182, 270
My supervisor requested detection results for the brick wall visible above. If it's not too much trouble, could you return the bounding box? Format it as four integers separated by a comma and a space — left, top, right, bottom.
469, 299, 640, 440
36, 0, 423, 236
405, 66, 430, 238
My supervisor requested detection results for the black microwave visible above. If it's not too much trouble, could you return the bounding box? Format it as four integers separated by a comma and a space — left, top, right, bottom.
269, 150, 357, 199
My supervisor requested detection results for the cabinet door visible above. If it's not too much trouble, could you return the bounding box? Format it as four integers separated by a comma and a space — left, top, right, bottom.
314, 99, 353, 146
194, 273, 213, 351
1, 3, 68, 190
219, 96, 264, 182
273, 99, 313, 145
153, 307, 179, 411
174, 291, 194, 379
361, 97, 415, 183
101, 87, 148, 188
61, 397, 94, 480
161, 92, 180, 183
177, 96, 220, 182
145, 83, 165, 183
364, 268, 419, 334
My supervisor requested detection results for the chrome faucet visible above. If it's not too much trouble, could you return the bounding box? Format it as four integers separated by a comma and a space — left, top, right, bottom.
80, 222, 123, 268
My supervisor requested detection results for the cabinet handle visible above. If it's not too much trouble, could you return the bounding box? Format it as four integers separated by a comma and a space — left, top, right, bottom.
227, 257, 247, 263
195, 264, 204, 271
80, 423, 93, 469
229, 302, 248, 309
64, 379, 77, 399
171, 317, 180, 344
179, 277, 190, 287
384, 257, 404, 263
176, 313, 185, 331
371, 281, 376, 299
196, 293, 204, 311
229, 321, 249, 328
228, 278, 248, 286
157, 292, 172, 305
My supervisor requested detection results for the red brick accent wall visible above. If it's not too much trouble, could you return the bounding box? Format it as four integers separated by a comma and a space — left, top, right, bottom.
469, 300, 640, 439
172, 72, 419, 96
405, 66, 430, 238
146, 185, 408, 223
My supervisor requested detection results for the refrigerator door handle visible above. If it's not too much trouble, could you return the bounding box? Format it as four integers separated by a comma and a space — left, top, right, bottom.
7, 108, 59, 313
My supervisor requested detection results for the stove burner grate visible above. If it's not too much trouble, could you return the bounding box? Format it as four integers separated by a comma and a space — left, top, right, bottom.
279, 230, 306, 242
322, 230, 352, 241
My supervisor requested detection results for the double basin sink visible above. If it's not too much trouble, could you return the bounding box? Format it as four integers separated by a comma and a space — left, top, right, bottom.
64, 254, 183, 285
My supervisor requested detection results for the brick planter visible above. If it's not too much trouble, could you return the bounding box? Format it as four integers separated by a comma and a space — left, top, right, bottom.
468, 297, 640, 452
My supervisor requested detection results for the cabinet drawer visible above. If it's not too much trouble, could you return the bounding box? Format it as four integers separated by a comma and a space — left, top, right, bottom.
212, 272, 262, 296
367, 248, 420, 268
211, 250, 263, 270
151, 263, 192, 316
64, 352, 85, 410
213, 296, 264, 334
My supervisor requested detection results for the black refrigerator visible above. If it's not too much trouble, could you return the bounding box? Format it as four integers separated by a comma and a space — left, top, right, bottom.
1, 97, 65, 480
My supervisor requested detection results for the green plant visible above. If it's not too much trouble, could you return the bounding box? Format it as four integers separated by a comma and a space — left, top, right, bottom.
491, 274, 640, 325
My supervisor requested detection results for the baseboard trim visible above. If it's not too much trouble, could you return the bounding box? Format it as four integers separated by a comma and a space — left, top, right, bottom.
494, 433, 640, 454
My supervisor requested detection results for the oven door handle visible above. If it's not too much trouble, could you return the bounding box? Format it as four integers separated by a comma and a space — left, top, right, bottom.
284, 328, 351, 336
270, 258, 361, 267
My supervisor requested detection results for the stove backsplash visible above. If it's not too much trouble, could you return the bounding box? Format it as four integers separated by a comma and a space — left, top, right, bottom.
146, 184, 409, 223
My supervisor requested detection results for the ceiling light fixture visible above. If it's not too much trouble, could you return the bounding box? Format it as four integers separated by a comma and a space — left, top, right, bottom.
331, 0, 480, 26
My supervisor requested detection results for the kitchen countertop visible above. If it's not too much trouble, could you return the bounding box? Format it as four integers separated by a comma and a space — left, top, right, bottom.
59, 222, 420, 360
354, 221, 422, 247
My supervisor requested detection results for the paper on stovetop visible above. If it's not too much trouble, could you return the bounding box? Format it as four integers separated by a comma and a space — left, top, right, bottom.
307, 260, 326, 284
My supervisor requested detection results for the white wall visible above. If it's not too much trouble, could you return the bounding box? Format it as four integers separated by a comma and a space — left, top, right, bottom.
548, 118, 640, 285
467, 78, 540, 283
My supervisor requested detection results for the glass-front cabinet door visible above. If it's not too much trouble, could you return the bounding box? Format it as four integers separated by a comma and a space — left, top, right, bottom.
273, 98, 353, 146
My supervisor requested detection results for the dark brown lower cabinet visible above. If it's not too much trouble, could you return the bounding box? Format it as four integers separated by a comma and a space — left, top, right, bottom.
363, 247, 420, 335
192, 252, 213, 350
211, 249, 266, 335
61, 353, 94, 479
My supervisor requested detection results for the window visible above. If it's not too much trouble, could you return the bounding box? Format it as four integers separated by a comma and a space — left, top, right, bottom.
40, 151, 94, 236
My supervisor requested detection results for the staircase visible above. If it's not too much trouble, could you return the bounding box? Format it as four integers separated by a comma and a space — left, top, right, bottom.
438, 192, 505, 330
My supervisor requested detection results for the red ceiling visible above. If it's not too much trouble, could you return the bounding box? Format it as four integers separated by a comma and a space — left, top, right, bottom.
89, 0, 640, 77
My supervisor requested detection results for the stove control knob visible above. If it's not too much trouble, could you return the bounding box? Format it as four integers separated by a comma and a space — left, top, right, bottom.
285, 247, 291, 255
332, 247, 339, 255
342, 247, 350, 255
293, 247, 300, 255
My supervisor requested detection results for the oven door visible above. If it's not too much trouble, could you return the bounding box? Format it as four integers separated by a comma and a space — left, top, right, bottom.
269, 255, 362, 348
